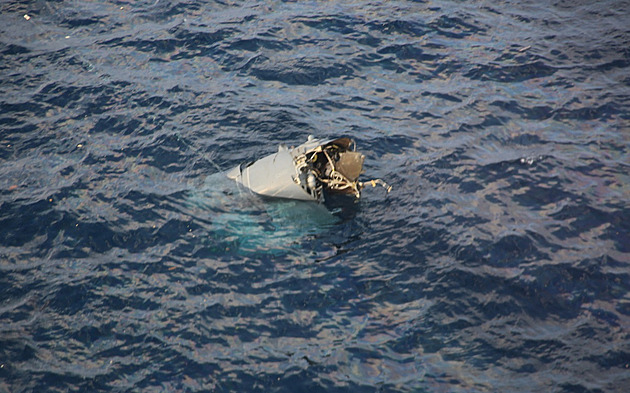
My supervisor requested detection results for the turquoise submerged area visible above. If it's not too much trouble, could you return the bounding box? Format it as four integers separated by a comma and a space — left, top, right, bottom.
1, 0, 629, 392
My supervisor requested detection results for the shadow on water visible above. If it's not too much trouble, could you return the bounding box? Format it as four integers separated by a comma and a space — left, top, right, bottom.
181, 172, 340, 255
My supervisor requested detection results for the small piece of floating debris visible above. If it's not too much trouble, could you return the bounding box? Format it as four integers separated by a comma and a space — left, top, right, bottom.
227, 135, 391, 202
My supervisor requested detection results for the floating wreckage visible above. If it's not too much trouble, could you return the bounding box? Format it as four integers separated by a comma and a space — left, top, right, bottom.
227, 136, 391, 203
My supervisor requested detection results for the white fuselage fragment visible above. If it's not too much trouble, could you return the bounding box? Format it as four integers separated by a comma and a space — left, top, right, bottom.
226, 136, 364, 202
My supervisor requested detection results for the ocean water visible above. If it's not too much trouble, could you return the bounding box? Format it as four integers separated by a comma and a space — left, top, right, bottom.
1, 0, 629, 392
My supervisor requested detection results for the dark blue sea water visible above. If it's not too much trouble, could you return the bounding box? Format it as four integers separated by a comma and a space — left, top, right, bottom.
1, 1, 629, 392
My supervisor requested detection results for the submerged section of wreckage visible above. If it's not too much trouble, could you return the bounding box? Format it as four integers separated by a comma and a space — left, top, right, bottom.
226, 136, 391, 203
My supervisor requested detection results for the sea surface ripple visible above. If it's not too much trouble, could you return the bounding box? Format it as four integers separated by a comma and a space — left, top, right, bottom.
1, 1, 629, 392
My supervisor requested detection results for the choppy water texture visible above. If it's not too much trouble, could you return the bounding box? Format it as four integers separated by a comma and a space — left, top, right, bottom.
1, 1, 629, 392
